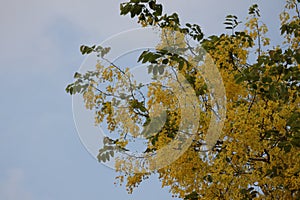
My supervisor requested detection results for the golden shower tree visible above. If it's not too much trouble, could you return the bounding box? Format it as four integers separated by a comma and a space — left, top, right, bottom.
66, 0, 300, 199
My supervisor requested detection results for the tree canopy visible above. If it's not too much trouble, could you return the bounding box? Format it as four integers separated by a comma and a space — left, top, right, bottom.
66, 0, 300, 199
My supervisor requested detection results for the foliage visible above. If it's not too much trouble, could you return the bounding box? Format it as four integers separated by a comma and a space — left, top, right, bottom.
66, 0, 300, 199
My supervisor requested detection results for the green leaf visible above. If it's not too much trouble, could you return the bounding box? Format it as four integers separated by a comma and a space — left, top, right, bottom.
262, 76, 272, 83
240, 188, 247, 195
120, 3, 131, 15
207, 175, 213, 182
105, 152, 110, 161
162, 58, 168, 64
73, 72, 81, 78
224, 22, 233, 25
234, 74, 246, 84
291, 137, 300, 147
98, 47, 111, 57
65, 83, 74, 94
153, 65, 158, 75
153, 4, 162, 16
130, 0, 140, 3
178, 60, 184, 70
158, 65, 164, 75
295, 51, 300, 64
251, 83, 257, 90
138, 51, 148, 62
149, 1, 155, 10
132, 4, 143, 17
147, 65, 153, 74
184, 191, 199, 200
80, 45, 95, 55
109, 151, 114, 157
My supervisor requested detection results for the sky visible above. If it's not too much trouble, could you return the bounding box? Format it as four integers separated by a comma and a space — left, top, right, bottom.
0, 0, 286, 200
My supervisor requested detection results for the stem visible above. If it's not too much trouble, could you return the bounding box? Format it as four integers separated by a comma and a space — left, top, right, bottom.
101, 56, 150, 116
248, 91, 257, 113
255, 19, 261, 58
295, 1, 300, 19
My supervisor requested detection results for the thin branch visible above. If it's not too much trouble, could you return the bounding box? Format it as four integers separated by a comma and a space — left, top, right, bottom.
92, 85, 120, 98
185, 37, 197, 57
255, 19, 262, 58
248, 91, 257, 113
101, 57, 137, 100
295, 1, 300, 19
249, 149, 270, 164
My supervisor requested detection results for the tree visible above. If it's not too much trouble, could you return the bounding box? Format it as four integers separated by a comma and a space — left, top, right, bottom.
66, 0, 300, 199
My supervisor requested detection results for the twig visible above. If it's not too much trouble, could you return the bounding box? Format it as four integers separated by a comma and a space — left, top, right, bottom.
248, 91, 257, 113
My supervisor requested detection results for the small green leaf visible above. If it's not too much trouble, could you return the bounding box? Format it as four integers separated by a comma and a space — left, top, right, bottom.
105, 152, 110, 161
120, 3, 131, 15
109, 151, 114, 157
153, 4, 162, 16
130, 0, 140, 3
262, 76, 272, 83
74, 72, 81, 78
80, 45, 95, 55
148, 65, 153, 74
162, 58, 168, 64
149, 1, 155, 10
158, 65, 164, 75
153, 65, 158, 75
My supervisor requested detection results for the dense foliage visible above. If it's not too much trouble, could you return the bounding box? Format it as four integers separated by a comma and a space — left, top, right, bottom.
66, 0, 300, 199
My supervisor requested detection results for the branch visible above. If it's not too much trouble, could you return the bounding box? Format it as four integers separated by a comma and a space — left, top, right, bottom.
295, 1, 300, 19
101, 57, 137, 100
248, 91, 257, 113
249, 149, 270, 164
255, 19, 262, 58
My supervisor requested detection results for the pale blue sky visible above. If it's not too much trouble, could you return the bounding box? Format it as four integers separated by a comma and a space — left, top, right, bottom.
0, 1, 285, 199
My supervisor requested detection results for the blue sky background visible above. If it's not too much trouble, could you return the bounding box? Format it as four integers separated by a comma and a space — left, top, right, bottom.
0, 1, 285, 199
